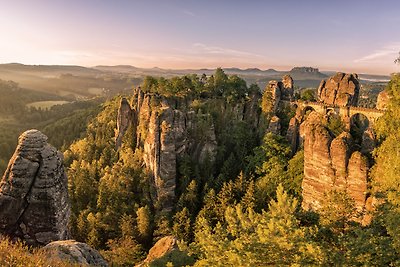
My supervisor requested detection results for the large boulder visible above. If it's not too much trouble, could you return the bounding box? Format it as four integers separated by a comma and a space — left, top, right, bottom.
142, 236, 178, 265
317, 72, 360, 106
376, 90, 391, 110
43, 240, 108, 266
0, 130, 70, 246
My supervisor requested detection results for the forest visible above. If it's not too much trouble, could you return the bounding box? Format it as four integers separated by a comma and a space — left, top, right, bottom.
55, 69, 400, 266
0, 68, 399, 266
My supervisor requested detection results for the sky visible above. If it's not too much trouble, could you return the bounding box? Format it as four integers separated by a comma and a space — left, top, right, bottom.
0, 0, 399, 75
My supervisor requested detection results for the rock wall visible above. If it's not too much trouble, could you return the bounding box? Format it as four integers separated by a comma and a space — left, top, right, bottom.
0, 130, 70, 245
317, 72, 360, 107
118, 87, 262, 213
300, 112, 369, 213
115, 97, 132, 149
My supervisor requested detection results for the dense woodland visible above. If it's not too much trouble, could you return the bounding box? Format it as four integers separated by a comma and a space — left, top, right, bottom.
58, 70, 400, 266
0, 79, 102, 173
1, 69, 400, 266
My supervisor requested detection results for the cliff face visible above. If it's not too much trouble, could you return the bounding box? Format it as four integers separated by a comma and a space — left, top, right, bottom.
116, 88, 262, 212
300, 112, 369, 213
317, 72, 360, 107
115, 98, 132, 149
0, 130, 70, 245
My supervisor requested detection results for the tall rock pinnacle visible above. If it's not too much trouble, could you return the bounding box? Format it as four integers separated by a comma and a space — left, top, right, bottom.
0, 129, 70, 245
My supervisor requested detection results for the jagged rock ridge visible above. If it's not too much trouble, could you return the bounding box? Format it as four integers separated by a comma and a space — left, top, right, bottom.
115, 87, 262, 213
0, 130, 70, 245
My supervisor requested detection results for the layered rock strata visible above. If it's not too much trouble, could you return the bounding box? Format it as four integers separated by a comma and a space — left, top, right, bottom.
300, 112, 369, 212
317, 72, 360, 106
115, 97, 132, 149
0, 130, 70, 245
118, 88, 262, 212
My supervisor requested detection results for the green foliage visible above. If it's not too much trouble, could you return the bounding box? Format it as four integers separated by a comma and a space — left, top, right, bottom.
137, 206, 153, 244
246, 133, 303, 206
172, 207, 192, 243
141, 68, 253, 101
326, 113, 345, 137
0, 237, 79, 267
300, 88, 316, 101
65, 97, 152, 249
319, 190, 357, 234
193, 186, 324, 266
101, 237, 144, 267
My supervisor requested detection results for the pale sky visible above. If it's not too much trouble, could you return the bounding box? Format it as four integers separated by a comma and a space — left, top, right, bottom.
0, 0, 399, 74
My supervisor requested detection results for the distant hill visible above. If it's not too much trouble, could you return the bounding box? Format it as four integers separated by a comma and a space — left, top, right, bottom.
0, 63, 390, 97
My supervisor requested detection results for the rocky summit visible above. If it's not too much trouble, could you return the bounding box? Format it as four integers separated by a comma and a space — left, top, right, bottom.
317, 72, 360, 106
0, 129, 70, 245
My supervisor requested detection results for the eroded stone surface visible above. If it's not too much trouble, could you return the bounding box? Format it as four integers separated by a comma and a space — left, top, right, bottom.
317, 72, 360, 107
300, 113, 369, 213
376, 90, 391, 110
141, 236, 178, 265
43, 240, 108, 266
124, 87, 262, 213
0, 130, 70, 245
115, 97, 132, 149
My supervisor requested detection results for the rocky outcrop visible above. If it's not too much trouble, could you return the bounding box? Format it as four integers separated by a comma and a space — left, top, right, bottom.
115, 98, 132, 149
141, 236, 178, 266
286, 116, 300, 154
317, 72, 360, 107
376, 90, 391, 110
281, 74, 294, 101
290, 67, 320, 74
267, 116, 281, 135
361, 127, 376, 154
0, 130, 70, 246
301, 112, 369, 213
43, 240, 108, 266
264, 81, 282, 113
122, 87, 262, 213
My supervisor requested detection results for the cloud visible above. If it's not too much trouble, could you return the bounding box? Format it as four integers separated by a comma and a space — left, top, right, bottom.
354, 43, 400, 63
181, 9, 196, 17
192, 43, 264, 58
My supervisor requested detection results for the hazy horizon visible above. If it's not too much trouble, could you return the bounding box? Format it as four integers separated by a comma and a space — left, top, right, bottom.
1, 0, 400, 75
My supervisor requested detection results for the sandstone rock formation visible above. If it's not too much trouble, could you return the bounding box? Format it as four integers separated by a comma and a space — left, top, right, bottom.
263, 75, 295, 114
267, 115, 281, 135
376, 90, 391, 110
140, 236, 178, 266
286, 116, 300, 154
264, 80, 282, 113
300, 112, 369, 213
43, 240, 108, 266
115, 97, 132, 149
281, 74, 294, 101
317, 72, 360, 106
0, 130, 70, 245
119, 87, 262, 213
